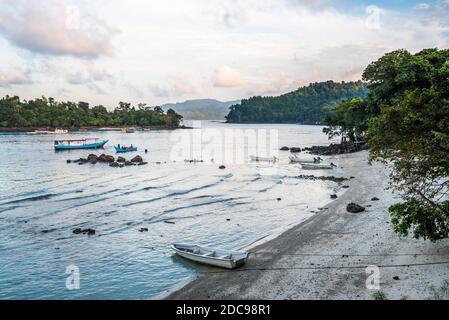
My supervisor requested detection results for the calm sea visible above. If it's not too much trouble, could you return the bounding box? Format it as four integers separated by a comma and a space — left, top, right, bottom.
0, 121, 342, 299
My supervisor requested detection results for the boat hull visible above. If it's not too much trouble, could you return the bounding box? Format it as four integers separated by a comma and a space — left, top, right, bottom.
301, 163, 334, 170
54, 140, 108, 150
115, 147, 137, 153
250, 156, 277, 162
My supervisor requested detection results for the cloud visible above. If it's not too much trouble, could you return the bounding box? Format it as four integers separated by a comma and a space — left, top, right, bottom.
0, 0, 118, 58
213, 67, 244, 88
0, 65, 31, 87
414, 3, 431, 10
150, 74, 198, 99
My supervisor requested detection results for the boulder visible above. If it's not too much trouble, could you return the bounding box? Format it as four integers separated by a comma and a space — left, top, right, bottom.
219, 165, 226, 170
131, 155, 143, 163
99, 154, 114, 163
125, 161, 135, 166
109, 162, 120, 168
87, 154, 98, 162
330, 194, 338, 199
66, 160, 72, 164
290, 147, 301, 153
117, 156, 126, 163
138, 162, 148, 166
346, 203, 365, 213
139, 228, 148, 232
371, 197, 380, 201
280, 146, 290, 151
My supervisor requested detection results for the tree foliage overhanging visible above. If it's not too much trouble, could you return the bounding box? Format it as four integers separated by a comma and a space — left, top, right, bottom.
0, 96, 183, 128
225, 80, 367, 124
325, 48, 449, 241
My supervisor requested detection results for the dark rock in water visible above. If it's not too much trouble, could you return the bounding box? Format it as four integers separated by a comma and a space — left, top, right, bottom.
393, 276, 400, 280
346, 203, 365, 213
164, 221, 175, 224
89, 159, 98, 164
73, 228, 95, 235
371, 197, 380, 201
145, 149, 148, 154
109, 162, 120, 167
290, 147, 301, 153
342, 185, 350, 189
297, 175, 348, 183
226, 218, 231, 221
131, 155, 143, 163
303, 142, 368, 156
219, 165, 226, 169
280, 146, 290, 151
117, 156, 126, 163
87, 154, 98, 162
139, 228, 148, 232
99, 155, 115, 163
125, 161, 135, 166
138, 162, 148, 166
119, 164, 125, 168
330, 194, 338, 199
277, 198, 282, 201
67, 160, 72, 164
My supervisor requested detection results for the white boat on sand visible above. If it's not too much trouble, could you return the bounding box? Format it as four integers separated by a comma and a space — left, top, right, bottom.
301, 163, 336, 170
250, 155, 278, 163
171, 243, 249, 269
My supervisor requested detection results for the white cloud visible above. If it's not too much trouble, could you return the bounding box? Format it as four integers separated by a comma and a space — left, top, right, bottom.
0, 0, 118, 58
0, 65, 31, 87
213, 67, 244, 88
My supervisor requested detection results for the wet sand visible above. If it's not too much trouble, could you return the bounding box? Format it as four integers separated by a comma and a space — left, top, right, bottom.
167, 151, 449, 300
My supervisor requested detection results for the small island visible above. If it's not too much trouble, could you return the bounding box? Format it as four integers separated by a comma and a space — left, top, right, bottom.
0, 97, 184, 132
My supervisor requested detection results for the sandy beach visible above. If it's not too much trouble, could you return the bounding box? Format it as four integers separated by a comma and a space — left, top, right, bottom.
167, 151, 449, 300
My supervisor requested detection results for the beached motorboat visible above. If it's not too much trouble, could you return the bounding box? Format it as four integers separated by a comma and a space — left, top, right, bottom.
289, 155, 322, 164
301, 163, 335, 170
250, 155, 278, 163
54, 138, 108, 150
171, 243, 249, 269
122, 127, 135, 133
114, 145, 138, 153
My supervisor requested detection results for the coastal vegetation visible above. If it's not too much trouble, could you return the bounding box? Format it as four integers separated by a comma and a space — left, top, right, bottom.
0, 96, 183, 128
325, 48, 449, 241
225, 80, 367, 124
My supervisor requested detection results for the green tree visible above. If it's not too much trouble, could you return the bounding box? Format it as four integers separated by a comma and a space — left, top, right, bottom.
364, 48, 449, 241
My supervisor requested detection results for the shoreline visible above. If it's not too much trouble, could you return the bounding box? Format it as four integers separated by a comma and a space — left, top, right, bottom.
0, 125, 192, 133
167, 151, 449, 300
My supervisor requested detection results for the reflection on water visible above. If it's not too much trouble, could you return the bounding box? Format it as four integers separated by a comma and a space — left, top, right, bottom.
0, 121, 341, 299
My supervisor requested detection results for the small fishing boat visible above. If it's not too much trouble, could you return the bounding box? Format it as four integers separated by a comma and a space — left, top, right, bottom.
301, 163, 335, 170
54, 138, 108, 150
115, 145, 138, 153
250, 155, 278, 162
289, 155, 323, 164
171, 243, 248, 269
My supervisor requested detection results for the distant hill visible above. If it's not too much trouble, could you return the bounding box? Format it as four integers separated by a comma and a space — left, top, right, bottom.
162, 99, 240, 120
225, 80, 367, 124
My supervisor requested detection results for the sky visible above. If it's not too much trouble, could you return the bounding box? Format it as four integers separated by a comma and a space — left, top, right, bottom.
0, 0, 448, 108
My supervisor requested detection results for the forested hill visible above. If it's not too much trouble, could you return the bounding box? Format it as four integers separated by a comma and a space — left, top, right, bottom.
162, 99, 240, 120
225, 80, 367, 124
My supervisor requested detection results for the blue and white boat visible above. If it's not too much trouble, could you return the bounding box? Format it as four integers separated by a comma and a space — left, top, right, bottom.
54, 138, 108, 150
114, 145, 138, 153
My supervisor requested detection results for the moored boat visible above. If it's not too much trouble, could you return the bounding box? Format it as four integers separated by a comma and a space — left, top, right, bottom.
34, 128, 68, 135
171, 243, 248, 269
54, 138, 108, 150
114, 145, 138, 153
249, 155, 278, 162
300, 163, 336, 170
289, 155, 323, 164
